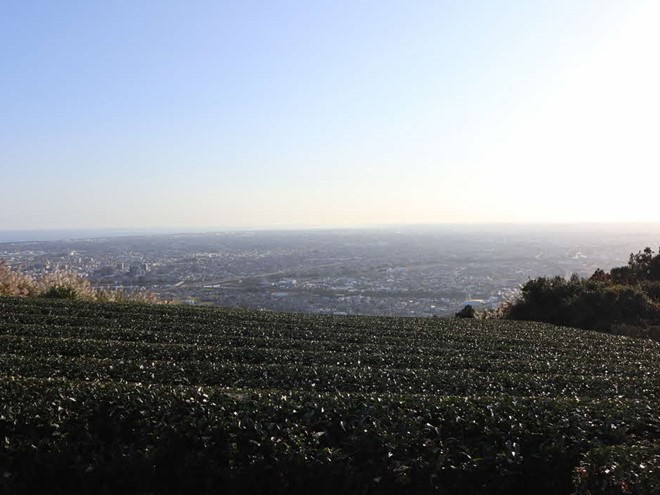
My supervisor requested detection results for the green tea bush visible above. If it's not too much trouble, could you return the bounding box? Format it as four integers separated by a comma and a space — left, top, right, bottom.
0, 297, 658, 494
574, 442, 660, 495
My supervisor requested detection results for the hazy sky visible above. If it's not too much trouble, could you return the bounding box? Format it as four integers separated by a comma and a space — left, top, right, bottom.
2, 1, 659, 230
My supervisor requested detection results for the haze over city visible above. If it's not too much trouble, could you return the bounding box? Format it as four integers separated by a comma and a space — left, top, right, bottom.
3, 1, 659, 231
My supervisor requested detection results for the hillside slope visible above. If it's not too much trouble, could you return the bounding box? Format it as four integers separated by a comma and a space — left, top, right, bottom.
1, 296, 659, 494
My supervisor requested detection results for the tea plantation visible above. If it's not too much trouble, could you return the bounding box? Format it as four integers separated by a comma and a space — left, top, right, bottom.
1, 296, 658, 494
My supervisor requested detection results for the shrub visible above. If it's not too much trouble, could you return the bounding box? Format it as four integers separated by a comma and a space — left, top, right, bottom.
501, 248, 660, 340
505, 278, 659, 333
456, 305, 476, 318
640, 280, 660, 302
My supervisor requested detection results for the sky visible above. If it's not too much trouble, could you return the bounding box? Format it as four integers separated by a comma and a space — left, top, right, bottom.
1, 0, 659, 230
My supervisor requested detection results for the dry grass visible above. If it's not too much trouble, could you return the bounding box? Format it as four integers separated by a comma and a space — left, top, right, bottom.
0, 260, 162, 304
0, 260, 38, 297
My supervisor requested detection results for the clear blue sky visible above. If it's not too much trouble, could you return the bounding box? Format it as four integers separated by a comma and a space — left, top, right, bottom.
2, 1, 658, 230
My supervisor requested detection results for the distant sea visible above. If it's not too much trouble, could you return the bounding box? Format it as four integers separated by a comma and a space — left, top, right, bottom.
0, 229, 184, 244
2, 223, 659, 244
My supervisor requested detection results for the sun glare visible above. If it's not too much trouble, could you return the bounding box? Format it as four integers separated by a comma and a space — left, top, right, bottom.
466, 1, 660, 223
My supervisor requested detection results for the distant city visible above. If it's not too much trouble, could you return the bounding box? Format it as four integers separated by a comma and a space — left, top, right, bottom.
1, 224, 659, 317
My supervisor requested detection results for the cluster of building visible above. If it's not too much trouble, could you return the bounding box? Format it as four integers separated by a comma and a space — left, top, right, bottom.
1, 227, 644, 317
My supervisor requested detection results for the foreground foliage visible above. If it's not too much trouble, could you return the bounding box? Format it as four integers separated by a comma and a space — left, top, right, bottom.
0, 260, 160, 303
504, 247, 660, 341
0, 297, 658, 494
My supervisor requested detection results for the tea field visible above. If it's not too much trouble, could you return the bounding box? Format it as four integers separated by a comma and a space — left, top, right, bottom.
0, 296, 658, 494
